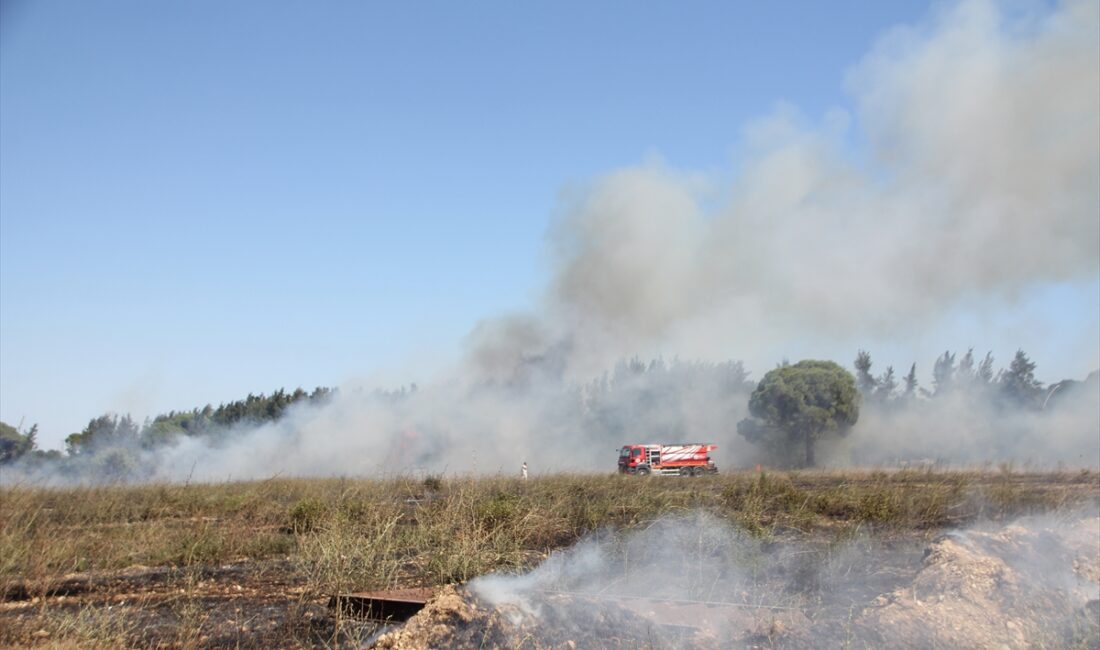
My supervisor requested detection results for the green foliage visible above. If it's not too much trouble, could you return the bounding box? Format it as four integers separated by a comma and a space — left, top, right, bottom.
92, 448, 142, 482
0, 421, 37, 463
721, 472, 810, 534
874, 366, 897, 403
999, 349, 1044, 409
977, 352, 996, 384
855, 490, 901, 523
45, 386, 338, 473
65, 414, 139, 456
854, 350, 876, 395
288, 498, 327, 533
902, 363, 919, 398
476, 491, 521, 528
738, 360, 860, 467
140, 386, 335, 447
857, 347, 1080, 419
932, 350, 956, 396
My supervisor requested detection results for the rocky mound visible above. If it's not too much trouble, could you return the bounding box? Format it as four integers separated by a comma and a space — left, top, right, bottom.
370, 585, 711, 649
854, 516, 1100, 649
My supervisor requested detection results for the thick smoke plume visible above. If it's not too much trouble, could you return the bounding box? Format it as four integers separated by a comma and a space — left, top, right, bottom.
5, 0, 1098, 483
469, 0, 1099, 379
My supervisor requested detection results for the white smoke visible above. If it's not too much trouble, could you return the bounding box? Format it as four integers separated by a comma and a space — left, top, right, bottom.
824, 376, 1100, 466
465, 510, 1100, 647
6, 0, 1098, 483
464, 0, 1100, 380
469, 511, 895, 644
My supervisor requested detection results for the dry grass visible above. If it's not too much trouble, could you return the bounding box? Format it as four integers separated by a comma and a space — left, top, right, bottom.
1, 468, 1097, 647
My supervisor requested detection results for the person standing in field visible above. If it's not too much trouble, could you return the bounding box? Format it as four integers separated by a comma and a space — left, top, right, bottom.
522, 461, 528, 481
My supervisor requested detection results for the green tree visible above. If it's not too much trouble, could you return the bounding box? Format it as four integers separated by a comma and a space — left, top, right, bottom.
1000, 349, 1043, 409
94, 448, 141, 481
932, 351, 956, 395
977, 352, 996, 384
0, 421, 37, 463
902, 363, 919, 399
957, 348, 976, 385
65, 414, 139, 456
854, 350, 877, 395
874, 366, 897, 403
737, 360, 860, 467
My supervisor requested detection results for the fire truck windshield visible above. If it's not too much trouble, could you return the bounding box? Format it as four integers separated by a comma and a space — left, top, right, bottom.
619, 448, 630, 458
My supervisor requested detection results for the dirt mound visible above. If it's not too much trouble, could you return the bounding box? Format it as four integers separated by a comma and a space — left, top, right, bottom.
370, 585, 713, 649
855, 516, 1100, 649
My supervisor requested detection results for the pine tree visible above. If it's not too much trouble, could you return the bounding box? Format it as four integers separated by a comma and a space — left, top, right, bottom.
1000, 349, 1043, 409
932, 351, 956, 396
875, 366, 898, 403
958, 349, 975, 386
903, 364, 919, 398
854, 350, 877, 395
977, 353, 995, 384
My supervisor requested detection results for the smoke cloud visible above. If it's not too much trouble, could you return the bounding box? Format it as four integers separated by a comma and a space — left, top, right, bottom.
823, 373, 1100, 467
467, 0, 1099, 380
5, 0, 1098, 483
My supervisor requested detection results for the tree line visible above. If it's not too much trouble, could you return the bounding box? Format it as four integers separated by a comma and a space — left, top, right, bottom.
737, 348, 1096, 467
0, 387, 334, 467
851, 348, 1054, 409
1, 348, 1093, 473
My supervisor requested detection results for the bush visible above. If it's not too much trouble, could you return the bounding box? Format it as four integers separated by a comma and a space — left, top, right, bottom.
288, 498, 326, 533
476, 492, 520, 528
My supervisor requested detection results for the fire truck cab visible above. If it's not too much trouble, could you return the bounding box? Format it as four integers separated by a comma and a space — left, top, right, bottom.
618, 443, 717, 476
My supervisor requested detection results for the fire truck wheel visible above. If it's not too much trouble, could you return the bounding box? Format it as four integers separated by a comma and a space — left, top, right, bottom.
680, 467, 692, 476
637, 467, 651, 476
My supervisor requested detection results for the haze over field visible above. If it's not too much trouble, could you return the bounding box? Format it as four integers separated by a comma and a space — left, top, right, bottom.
1, 0, 1098, 479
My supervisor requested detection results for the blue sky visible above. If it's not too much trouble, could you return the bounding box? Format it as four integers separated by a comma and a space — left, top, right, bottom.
2, 0, 1095, 449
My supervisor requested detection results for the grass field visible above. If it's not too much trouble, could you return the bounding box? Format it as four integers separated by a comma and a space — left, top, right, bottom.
1, 468, 1097, 648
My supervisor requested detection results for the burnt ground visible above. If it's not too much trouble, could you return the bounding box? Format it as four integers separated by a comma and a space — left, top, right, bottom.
3, 524, 1098, 649
373, 517, 1100, 649
2, 471, 1097, 648
0, 534, 927, 648
0, 533, 931, 649
0, 559, 384, 648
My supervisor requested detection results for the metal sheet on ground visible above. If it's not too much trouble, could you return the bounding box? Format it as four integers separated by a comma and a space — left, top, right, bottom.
332, 587, 437, 622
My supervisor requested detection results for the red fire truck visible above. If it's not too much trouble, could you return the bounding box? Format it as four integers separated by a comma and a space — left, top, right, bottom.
618, 443, 718, 476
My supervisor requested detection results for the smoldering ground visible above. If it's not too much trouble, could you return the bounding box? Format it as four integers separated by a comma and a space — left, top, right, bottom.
378, 510, 1100, 648
4, 0, 1099, 483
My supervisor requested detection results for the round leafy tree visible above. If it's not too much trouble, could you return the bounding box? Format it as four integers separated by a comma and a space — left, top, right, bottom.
738, 360, 860, 467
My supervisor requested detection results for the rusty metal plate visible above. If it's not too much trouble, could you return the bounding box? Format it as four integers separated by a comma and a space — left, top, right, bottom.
331, 587, 438, 622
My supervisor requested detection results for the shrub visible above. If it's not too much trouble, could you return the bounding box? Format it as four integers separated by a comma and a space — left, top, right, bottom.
288, 498, 326, 533
476, 492, 520, 528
